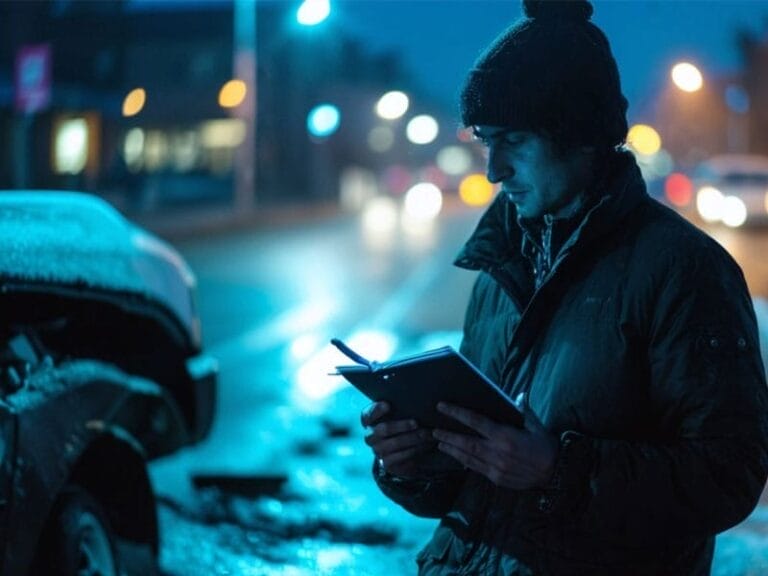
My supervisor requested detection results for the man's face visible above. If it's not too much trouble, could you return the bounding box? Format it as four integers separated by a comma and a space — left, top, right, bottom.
474, 125, 589, 219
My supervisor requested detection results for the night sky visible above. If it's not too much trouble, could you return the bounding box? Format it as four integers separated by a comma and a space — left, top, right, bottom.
335, 0, 768, 121
131, 0, 768, 122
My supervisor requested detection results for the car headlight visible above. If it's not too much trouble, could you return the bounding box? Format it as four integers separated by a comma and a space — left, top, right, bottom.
722, 196, 747, 228
696, 186, 724, 223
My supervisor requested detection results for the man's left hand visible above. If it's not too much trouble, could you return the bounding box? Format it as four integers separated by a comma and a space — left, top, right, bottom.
433, 399, 559, 489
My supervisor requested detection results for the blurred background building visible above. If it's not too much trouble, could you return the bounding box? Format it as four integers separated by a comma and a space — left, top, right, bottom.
0, 0, 476, 216
1, 0, 768, 219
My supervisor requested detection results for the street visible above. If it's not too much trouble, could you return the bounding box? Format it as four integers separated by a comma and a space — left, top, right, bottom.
148, 199, 768, 575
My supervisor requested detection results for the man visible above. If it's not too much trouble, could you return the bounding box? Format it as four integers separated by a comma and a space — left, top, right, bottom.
361, 1, 768, 574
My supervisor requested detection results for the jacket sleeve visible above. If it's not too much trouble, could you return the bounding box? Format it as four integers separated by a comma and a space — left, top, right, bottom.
521, 247, 768, 549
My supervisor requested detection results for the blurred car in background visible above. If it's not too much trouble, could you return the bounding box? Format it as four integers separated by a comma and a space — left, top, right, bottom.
679, 154, 768, 228
0, 191, 216, 576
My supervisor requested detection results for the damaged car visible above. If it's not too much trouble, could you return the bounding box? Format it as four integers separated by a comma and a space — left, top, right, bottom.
0, 191, 217, 575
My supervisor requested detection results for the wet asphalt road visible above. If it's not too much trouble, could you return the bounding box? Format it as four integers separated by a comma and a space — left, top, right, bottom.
148, 200, 768, 575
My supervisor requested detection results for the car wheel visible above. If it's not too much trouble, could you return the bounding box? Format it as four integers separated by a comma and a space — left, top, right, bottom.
33, 487, 119, 576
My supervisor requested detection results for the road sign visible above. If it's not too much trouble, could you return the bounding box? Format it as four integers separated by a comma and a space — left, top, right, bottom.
15, 44, 51, 114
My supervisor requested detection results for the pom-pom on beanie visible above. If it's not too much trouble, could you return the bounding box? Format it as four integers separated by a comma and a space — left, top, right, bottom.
460, 0, 628, 150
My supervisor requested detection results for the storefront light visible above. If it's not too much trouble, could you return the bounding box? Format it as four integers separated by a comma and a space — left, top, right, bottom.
54, 118, 88, 174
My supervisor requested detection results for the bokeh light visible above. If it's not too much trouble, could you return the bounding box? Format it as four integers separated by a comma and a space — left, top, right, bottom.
696, 186, 724, 222
122, 88, 146, 117
362, 196, 398, 234
54, 118, 88, 174
375, 91, 409, 120
722, 196, 747, 228
406, 115, 439, 145
123, 128, 145, 170
664, 172, 693, 207
383, 165, 412, 195
367, 125, 394, 152
218, 79, 247, 108
404, 182, 443, 221
296, 0, 330, 26
459, 173, 495, 207
671, 62, 703, 92
307, 104, 340, 138
437, 146, 472, 175
627, 124, 662, 156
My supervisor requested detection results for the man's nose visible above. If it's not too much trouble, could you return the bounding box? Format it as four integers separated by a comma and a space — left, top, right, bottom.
486, 146, 512, 184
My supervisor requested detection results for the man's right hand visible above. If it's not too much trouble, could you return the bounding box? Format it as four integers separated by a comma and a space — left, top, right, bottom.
361, 401, 438, 478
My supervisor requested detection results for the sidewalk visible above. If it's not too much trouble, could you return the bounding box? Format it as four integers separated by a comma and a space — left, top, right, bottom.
127, 201, 343, 242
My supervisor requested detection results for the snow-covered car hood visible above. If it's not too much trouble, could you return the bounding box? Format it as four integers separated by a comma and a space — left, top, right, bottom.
0, 191, 200, 347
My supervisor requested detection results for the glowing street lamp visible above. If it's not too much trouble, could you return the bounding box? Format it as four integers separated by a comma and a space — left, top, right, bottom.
627, 124, 662, 156
406, 115, 439, 145
671, 62, 703, 93
297, 0, 331, 26
218, 79, 247, 108
376, 91, 409, 120
122, 88, 146, 117
307, 103, 340, 138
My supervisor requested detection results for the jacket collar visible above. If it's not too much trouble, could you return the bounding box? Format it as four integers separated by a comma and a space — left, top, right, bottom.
454, 150, 647, 273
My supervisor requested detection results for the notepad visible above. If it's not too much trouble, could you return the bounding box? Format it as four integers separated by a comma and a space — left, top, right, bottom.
331, 338, 524, 433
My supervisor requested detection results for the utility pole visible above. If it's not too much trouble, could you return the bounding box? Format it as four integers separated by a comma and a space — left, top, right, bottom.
233, 0, 257, 214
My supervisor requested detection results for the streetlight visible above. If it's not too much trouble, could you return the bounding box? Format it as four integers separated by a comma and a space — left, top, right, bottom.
122, 88, 146, 117
218, 79, 247, 109
627, 124, 661, 156
376, 91, 409, 120
297, 0, 331, 26
671, 62, 703, 93
307, 103, 340, 138
406, 115, 439, 145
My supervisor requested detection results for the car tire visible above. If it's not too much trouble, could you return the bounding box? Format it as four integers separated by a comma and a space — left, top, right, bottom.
32, 486, 120, 576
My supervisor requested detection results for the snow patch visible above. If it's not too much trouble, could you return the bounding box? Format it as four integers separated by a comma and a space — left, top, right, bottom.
0, 191, 196, 338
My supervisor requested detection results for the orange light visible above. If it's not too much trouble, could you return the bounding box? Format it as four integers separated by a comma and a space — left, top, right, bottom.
459, 173, 495, 207
122, 88, 146, 117
218, 79, 247, 109
665, 172, 693, 207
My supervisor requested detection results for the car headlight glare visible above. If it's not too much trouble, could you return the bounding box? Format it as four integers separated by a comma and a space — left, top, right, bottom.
722, 196, 747, 228
696, 186, 724, 223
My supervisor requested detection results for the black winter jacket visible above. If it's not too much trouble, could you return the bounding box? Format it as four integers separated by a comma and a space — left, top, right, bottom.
375, 151, 768, 575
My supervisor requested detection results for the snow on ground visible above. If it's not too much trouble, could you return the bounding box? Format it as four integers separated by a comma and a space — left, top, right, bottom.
155, 383, 435, 575
152, 304, 768, 575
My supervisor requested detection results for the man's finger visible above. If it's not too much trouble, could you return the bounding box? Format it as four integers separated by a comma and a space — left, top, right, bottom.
436, 402, 499, 438
370, 418, 418, 439
367, 428, 432, 454
385, 441, 436, 468
361, 401, 390, 427
435, 440, 494, 476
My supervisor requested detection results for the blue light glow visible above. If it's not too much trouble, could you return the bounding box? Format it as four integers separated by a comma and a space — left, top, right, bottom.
307, 104, 340, 138
296, 0, 331, 26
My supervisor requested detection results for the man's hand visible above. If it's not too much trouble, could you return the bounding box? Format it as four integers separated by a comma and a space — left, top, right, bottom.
361, 401, 436, 478
432, 398, 559, 489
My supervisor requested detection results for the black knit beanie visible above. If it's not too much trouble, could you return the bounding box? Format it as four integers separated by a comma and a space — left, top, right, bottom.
460, 0, 628, 150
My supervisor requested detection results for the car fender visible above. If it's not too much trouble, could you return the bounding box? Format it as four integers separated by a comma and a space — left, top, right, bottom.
1, 359, 185, 575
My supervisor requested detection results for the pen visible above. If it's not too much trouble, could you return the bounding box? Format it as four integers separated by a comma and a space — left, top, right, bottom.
330, 338, 373, 369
